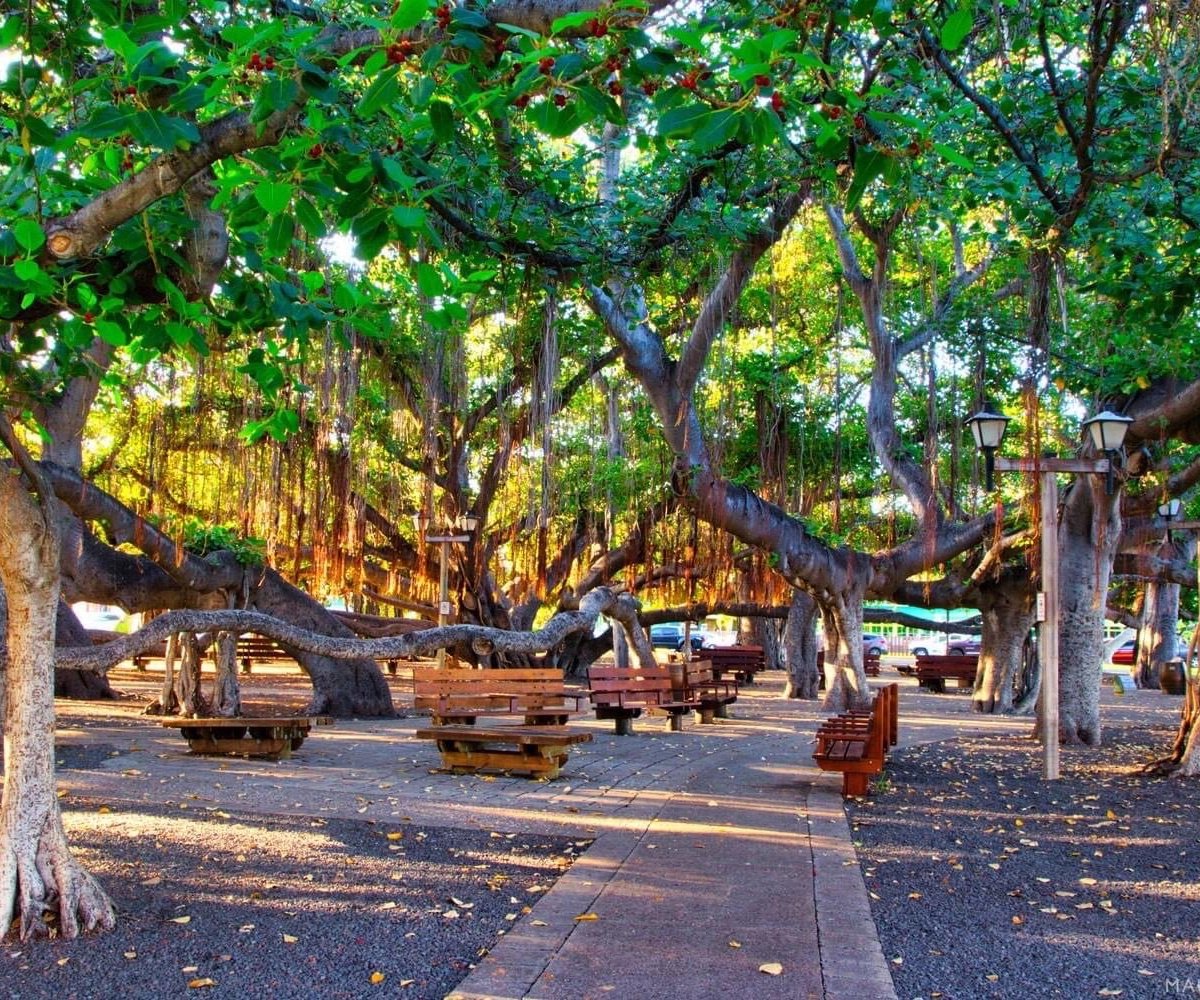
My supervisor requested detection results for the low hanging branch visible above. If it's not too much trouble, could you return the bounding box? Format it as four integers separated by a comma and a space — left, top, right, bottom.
56, 585, 638, 673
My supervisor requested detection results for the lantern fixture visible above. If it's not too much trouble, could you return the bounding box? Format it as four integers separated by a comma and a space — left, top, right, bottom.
1081, 411, 1134, 495
965, 410, 1011, 491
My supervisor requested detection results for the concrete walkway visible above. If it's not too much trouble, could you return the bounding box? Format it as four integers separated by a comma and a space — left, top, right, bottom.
50, 667, 1034, 1000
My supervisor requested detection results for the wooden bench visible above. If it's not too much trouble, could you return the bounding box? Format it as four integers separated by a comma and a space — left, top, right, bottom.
160, 715, 332, 759
864, 651, 881, 677
684, 661, 739, 723
812, 683, 898, 796
587, 664, 699, 735
412, 666, 586, 726
914, 654, 979, 693
235, 635, 292, 674
696, 645, 765, 685
414, 724, 592, 779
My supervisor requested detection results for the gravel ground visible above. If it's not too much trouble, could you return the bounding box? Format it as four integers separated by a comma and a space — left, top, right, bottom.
1, 791, 583, 1000
847, 722, 1200, 1000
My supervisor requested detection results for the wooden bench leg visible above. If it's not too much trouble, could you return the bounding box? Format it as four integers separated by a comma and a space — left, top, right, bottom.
843, 771, 870, 796
696, 706, 716, 724
665, 713, 684, 733
615, 716, 635, 737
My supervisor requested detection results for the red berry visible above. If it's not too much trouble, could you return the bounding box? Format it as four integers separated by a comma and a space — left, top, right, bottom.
513, 94, 531, 109
771, 91, 785, 112
307, 143, 323, 158
587, 18, 608, 37
125, 85, 137, 95
553, 92, 568, 107
641, 80, 659, 96
823, 104, 842, 119
605, 56, 622, 72
754, 74, 771, 87
608, 81, 623, 96
907, 140, 921, 155
264, 56, 275, 70
679, 71, 699, 90
854, 113, 866, 128
83, 312, 95, 323
538, 56, 555, 75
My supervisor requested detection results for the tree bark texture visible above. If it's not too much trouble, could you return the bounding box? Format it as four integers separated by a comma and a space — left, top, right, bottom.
783, 589, 820, 699
1055, 476, 1122, 745
0, 470, 114, 940
972, 572, 1036, 714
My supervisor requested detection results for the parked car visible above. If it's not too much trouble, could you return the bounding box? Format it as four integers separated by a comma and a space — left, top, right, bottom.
1111, 639, 1135, 665
862, 633, 887, 657
909, 634, 981, 657
648, 622, 706, 652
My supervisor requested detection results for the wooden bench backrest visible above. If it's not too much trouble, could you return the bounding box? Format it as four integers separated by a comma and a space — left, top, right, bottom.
914, 654, 978, 675
701, 645, 764, 666
587, 665, 673, 690
412, 666, 569, 709
685, 661, 717, 685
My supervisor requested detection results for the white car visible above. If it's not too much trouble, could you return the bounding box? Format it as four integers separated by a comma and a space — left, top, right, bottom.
909, 634, 981, 656
72, 603, 126, 631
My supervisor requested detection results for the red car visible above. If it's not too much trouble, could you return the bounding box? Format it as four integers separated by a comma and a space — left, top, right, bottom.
1112, 640, 1135, 665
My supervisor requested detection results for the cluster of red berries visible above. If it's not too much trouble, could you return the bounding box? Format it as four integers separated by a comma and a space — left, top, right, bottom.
386, 39, 414, 64
433, 4, 451, 28
553, 92, 568, 107
112, 84, 137, 101
247, 52, 275, 72
604, 56, 621, 73
822, 104, 843, 119
307, 143, 324, 159
754, 74, 771, 87
679, 69, 700, 91
585, 18, 608, 37
608, 81, 623, 96
513, 93, 531, 109
771, 91, 784, 112
538, 56, 555, 75
82, 312, 95, 323
641, 79, 659, 96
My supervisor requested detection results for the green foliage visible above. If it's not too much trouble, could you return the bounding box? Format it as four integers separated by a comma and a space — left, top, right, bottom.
179, 519, 267, 567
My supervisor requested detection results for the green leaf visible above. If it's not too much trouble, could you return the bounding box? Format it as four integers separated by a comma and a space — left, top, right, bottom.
94, 319, 128, 347
845, 148, 889, 212
295, 197, 326, 238
658, 102, 710, 139
12, 219, 45, 253
933, 142, 973, 169
252, 75, 299, 124
358, 65, 401, 118
415, 262, 443, 297
392, 204, 427, 229
129, 109, 201, 150
391, 0, 428, 30
75, 106, 140, 141
528, 99, 581, 138
940, 7, 974, 51
13, 258, 43, 281
265, 212, 295, 255
551, 10, 601, 34
429, 101, 455, 143
692, 108, 739, 152
254, 181, 294, 214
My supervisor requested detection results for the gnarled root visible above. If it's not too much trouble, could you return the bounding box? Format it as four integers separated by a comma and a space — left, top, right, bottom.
0, 814, 115, 941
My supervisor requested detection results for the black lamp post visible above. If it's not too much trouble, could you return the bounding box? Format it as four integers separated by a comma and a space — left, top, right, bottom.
965, 410, 1010, 491
1081, 410, 1135, 495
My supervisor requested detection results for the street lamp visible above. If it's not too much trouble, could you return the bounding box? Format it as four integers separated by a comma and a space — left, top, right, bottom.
1159, 498, 1182, 521
417, 511, 478, 669
965, 410, 1010, 491
969, 409, 1128, 780
1081, 411, 1135, 495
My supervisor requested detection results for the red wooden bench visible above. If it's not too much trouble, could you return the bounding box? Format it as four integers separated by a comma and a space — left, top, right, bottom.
587, 664, 699, 734
696, 645, 765, 685
683, 661, 739, 723
412, 666, 586, 725
914, 654, 978, 693
812, 683, 898, 796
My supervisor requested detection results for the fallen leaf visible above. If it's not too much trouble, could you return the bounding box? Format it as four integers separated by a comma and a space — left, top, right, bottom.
56, 958, 69, 967
400, 980, 415, 988
97, 805, 112, 814
728, 940, 741, 949
378, 901, 397, 911
1098, 990, 1122, 997
170, 916, 191, 925
124, 951, 137, 960
141, 876, 162, 887
387, 832, 403, 841
449, 897, 474, 909
759, 962, 783, 976
531, 920, 547, 927
369, 971, 385, 985
238, 924, 254, 933
574, 912, 599, 922
187, 979, 216, 989
1011, 916, 1023, 925
282, 933, 298, 944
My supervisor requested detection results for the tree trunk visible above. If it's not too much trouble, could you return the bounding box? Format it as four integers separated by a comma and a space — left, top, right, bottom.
972, 572, 1036, 714
251, 570, 394, 717
176, 632, 206, 716
1136, 534, 1189, 689
750, 615, 781, 670
1055, 475, 1121, 746
210, 631, 240, 717
53, 601, 118, 700
821, 590, 871, 711
783, 589, 820, 699
0, 470, 115, 940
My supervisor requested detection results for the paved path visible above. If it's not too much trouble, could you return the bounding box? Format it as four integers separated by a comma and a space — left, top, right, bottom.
50, 667, 1034, 1000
